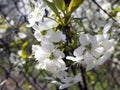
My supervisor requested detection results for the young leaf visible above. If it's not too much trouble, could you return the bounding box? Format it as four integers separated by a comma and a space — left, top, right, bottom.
114, 8, 120, 12
21, 42, 28, 60
44, 0, 60, 17
68, 0, 85, 14
53, 0, 65, 12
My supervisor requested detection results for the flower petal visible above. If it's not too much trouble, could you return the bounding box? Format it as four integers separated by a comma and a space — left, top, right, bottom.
74, 46, 85, 57
84, 52, 96, 71
79, 34, 90, 46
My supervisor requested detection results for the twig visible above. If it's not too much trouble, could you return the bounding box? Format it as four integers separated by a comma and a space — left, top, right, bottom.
92, 0, 117, 22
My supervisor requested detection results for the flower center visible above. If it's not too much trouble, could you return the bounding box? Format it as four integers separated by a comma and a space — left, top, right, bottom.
49, 53, 55, 60
40, 30, 47, 36
85, 43, 92, 51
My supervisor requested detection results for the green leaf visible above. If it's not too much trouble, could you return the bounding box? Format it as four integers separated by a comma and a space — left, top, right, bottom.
0, 18, 4, 24
21, 42, 28, 60
110, 7, 120, 17
22, 42, 28, 49
44, 0, 60, 17
0, 15, 4, 24
53, 0, 65, 12
68, 0, 85, 14
114, 7, 120, 12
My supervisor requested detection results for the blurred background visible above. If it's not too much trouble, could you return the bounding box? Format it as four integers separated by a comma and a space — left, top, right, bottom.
0, 0, 120, 90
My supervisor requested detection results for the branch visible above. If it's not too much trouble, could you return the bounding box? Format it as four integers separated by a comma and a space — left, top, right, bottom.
92, 0, 117, 22
80, 66, 88, 90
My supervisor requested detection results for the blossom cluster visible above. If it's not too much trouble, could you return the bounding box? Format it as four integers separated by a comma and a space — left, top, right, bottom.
26, 0, 116, 89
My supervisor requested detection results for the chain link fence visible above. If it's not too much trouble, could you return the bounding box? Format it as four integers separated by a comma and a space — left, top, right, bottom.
0, 0, 120, 90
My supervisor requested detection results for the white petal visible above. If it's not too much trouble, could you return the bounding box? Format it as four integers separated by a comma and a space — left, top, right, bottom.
86, 64, 95, 71
74, 46, 85, 57
84, 52, 95, 65
103, 34, 110, 39
34, 48, 46, 60
84, 52, 96, 71
46, 30, 66, 43
96, 54, 108, 66
32, 24, 41, 31
44, 60, 58, 73
32, 45, 40, 53
105, 39, 115, 49
34, 30, 41, 41
79, 34, 90, 46
27, 15, 36, 27
18, 32, 27, 39
92, 47, 104, 57
53, 70, 68, 79
51, 80, 61, 85
103, 22, 113, 34
41, 43, 54, 53
66, 56, 78, 61
54, 50, 65, 58
74, 75, 81, 83
38, 18, 57, 30
109, 39, 115, 46
55, 59, 67, 70
96, 48, 113, 66
95, 34, 104, 42
66, 56, 83, 62
59, 83, 70, 90
44, 59, 66, 73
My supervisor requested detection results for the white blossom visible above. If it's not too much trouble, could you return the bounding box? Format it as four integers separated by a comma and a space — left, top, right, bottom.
59, 75, 81, 89
50, 74, 81, 90
67, 33, 115, 71
27, 1, 46, 27
32, 44, 67, 73
32, 18, 57, 31
46, 71, 81, 90
34, 29, 66, 44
